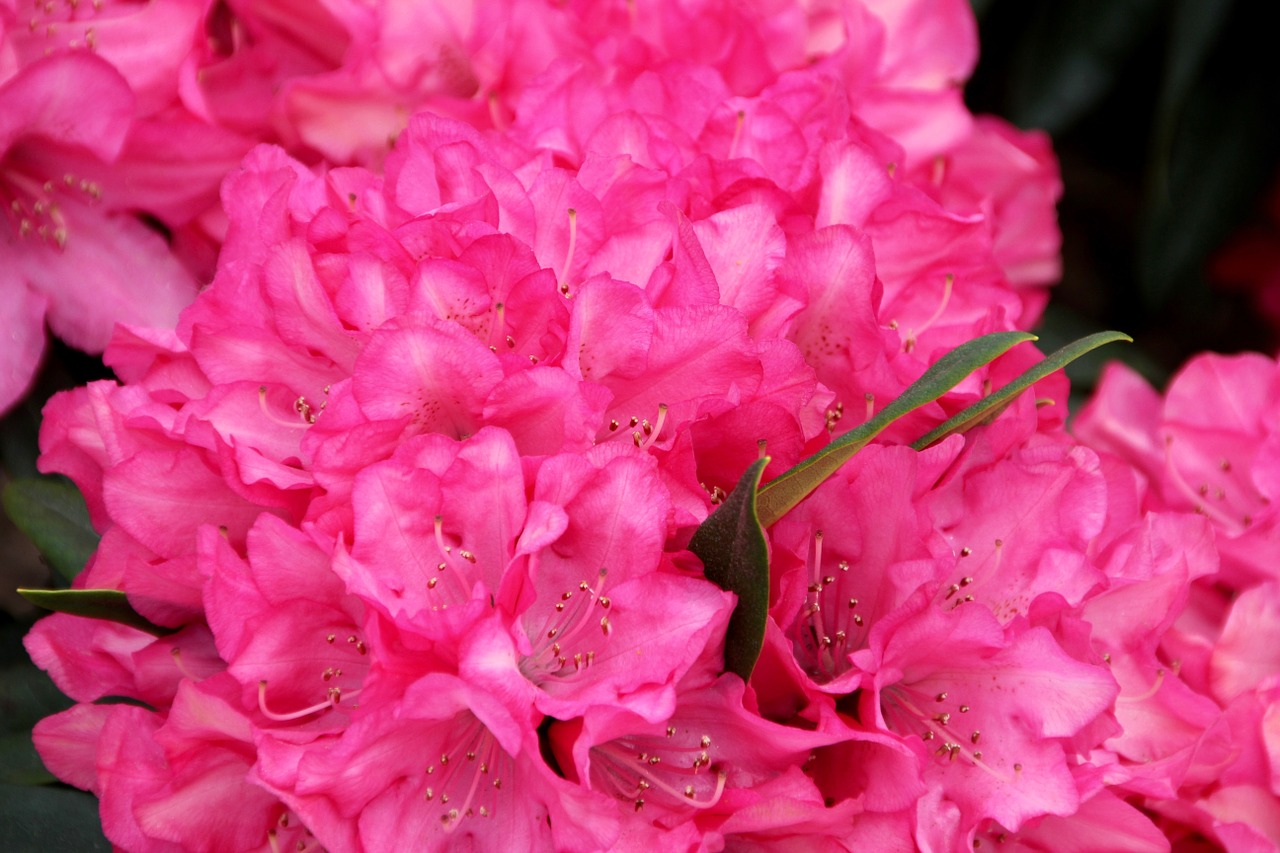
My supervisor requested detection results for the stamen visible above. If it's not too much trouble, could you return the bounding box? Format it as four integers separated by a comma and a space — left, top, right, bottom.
1119, 667, 1167, 703
931, 155, 947, 187
258, 387, 315, 429
904, 274, 954, 352
638, 404, 669, 450
593, 734, 728, 811
558, 208, 578, 296
169, 647, 199, 680
487, 91, 505, 131
488, 302, 507, 349
728, 110, 746, 160
1160, 438, 1245, 532
257, 681, 362, 722
522, 568, 611, 680
882, 688, 1009, 783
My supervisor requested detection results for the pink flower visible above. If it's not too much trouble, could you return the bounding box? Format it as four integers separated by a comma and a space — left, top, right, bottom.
33, 675, 317, 853
1076, 354, 1280, 588
1, 52, 198, 411
906, 117, 1063, 326
858, 593, 1119, 834
13, 2, 1153, 849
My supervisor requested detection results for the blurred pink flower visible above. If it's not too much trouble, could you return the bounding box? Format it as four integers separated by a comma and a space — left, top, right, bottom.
0, 53, 198, 411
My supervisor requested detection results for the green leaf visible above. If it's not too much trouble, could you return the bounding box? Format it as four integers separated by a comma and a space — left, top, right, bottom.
911, 331, 1132, 450
0, 660, 73, 736
1005, 0, 1164, 134
0, 783, 110, 851
1158, 0, 1234, 126
17, 589, 174, 637
1137, 5, 1280, 310
3, 477, 99, 584
0, 398, 44, 481
689, 457, 771, 681
0, 733, 56, 785
756, 331, 1036, 527
968, 0, 998, 20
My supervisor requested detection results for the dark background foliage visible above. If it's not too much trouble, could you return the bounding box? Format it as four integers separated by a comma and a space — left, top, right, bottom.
970, 0, 1280, 389
2, 2, 1279, 845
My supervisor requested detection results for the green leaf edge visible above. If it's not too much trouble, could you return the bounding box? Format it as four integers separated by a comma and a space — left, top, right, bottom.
756, 330, 1037, 526
2, 476, 99, 584
689, 457, 771, 681
910, 330, 1133, 451
17, 589, 175, 637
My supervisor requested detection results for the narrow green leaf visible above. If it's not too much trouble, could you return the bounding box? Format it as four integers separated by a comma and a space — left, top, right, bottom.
911, 331, 1133, 451
689, 457, 771, 680
17, 589, 174, 637
0, 783, 110, 851
756, 331, 1036, 527
3, 477, 99, 584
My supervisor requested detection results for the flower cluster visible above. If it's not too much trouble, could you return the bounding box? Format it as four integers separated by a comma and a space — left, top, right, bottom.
1074, 355, 1280, 847
15, 1, 1277, 851
0, 0, 1057, 413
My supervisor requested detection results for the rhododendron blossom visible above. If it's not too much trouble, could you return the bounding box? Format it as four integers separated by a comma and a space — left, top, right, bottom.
17, 0, 1279, 851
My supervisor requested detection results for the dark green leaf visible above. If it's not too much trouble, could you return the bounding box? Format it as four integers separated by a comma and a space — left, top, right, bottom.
756, 331, 1035, 527
1154, 0, 1235, 162
1138, 3, 1280, 310
0, 660, 73, 735
0, 399, 43, 481
0, 733, 56, 785
689, 458, 771, 681
0, 784, 110, 851
1005, 0, 1164, 134
3, 477, 99, 584
17, 590, 174, 637
968, 0, 998, 20
911, 331, 1132, 450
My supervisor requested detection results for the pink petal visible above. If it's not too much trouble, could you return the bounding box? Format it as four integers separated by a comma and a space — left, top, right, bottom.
11, 195, 199, 353
31, 703, 112, 793
0, 277, 48, 413
0, 52, 132, 158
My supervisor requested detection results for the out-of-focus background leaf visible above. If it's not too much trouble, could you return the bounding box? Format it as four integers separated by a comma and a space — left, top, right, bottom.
0, 345, 112, 842
0, 620, 72, 786
970, 0, 1280, 391
0, 784, 111, 851
4, 477, 97, 586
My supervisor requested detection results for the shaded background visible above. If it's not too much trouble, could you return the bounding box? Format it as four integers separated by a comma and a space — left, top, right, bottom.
969, 0, 1280, 392
2, 1, 1279, 845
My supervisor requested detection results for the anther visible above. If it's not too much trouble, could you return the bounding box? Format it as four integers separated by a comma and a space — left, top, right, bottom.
558, 208, 578, 295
